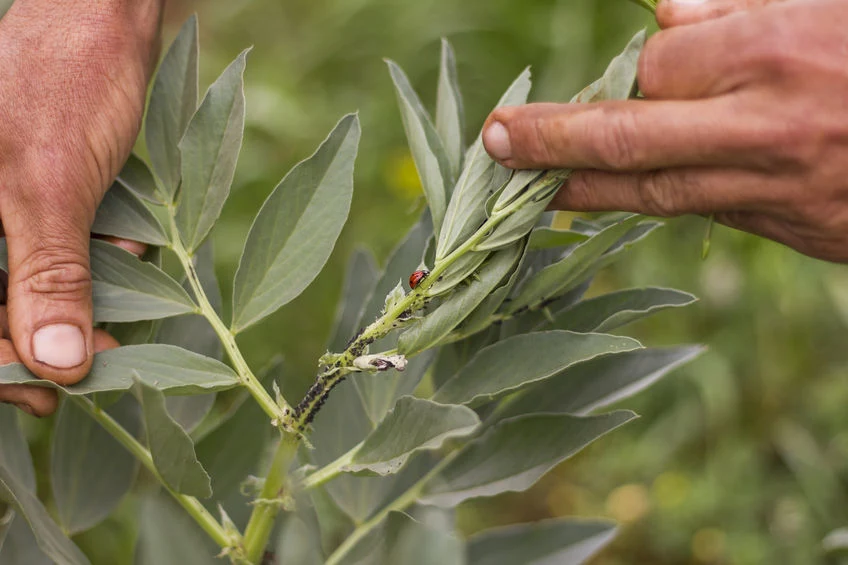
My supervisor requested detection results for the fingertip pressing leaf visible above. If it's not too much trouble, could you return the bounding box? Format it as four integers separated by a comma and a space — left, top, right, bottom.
177, 48, 249, 252
344, 397, 480, 475
433, 331, 642, 406
231, 113, 360, 332
436, 38, 465, 180
132, 376, 212, 498
467, 518, 618, 565
146, 14, 199, 199
421, 411, 637, 507
387, 60, 452, 235
92, 182, 168, 246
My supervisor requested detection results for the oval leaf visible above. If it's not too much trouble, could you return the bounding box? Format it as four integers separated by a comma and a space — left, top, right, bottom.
387, 61, 452, 235
145, 15, 199, 199
346, 397, 479, 475
435, 39, 465, 179
0, 406, 35, 492
115, 154, 163, 204
231, 113, 361, 332
0, 344, 238, 395
527, 227, 588, 251
433, 331, 641, 406
421, 411, 636, 507
132, 377, 211, 498
51, 397, 140, 534
92, 182, 168, 245
177, 49, 248, 252
467, 518, 617, 565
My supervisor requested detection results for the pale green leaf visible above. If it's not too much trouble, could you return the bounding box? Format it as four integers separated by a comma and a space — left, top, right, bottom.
177, 49, 248, 252
0, 406, 35, 492
135, 494, 218, 565
383, 281, 406, 315
0, 344, 238, 395
0, 466, 89, 565
496, 347, 703, 420
491, 170, 543, 213
399, 242, 523, 356
231, 113, 360, 332
133, 377, 211, 498
475, 178, 560, 252
92, 183, 168, 246
346, 397, 479, 475
433, 331, 642, 406
467, 518, 617, 565
0, 515, 52, 565
422, 411, 636, 506
276, 517, 324, 565
387, 61, 452, 235
552, 287, 697, 334
328, 249, 380, 352
527, 227, 588, 251
506, 215, 642, 314
436, 68, 531, 259
115, 154, 163, 204
436, 39, 465, 180
51, 397, 139, 534
425, 251, 489, 296
145, 15, 198, 199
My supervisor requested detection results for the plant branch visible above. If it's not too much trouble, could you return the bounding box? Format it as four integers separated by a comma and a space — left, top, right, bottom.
69, 395, 232, 550
242, 433, 300, 562
166, 209, 292, 426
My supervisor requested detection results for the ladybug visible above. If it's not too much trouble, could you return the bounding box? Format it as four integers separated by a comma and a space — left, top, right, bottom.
408, 269, 430, 290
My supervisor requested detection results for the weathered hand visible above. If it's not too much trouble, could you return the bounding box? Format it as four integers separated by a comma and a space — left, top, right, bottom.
482, 0, 848, 262
0, 0, 162, 413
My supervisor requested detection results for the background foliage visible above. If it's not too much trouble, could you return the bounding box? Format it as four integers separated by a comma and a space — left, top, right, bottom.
7, 0, 848, 563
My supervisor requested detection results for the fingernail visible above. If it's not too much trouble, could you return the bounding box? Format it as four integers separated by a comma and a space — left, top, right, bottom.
14, 403, 35, 416
483, 121, 512, 160
33, 323, 86, 369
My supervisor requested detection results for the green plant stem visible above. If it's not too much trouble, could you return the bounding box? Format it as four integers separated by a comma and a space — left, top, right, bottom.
166, 209, 291, 425
324, 453, 456, 565
70, 396, 231, 550
294, 173, 562, 428
242, 433, 300, 562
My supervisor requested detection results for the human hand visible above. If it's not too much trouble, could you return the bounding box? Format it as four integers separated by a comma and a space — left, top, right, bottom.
482, 0, 848, 262
0, 0, 162, 412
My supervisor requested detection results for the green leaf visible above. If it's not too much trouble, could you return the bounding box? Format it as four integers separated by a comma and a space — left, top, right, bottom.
496, 347, 703, 420
0, 405, 35, 492
145, 15, 198, 199
346, 397, 479, 475
399, 242, 524, 356
575, 30, 644, 104
506, 215, 642, 314
467, 518, 617, 565
135, 494, 218, 565
435, 39, 465, 180
425, 251, 489, 296
422, 411, 636, 506
276, 517, 324, 565
177, 49, 249, 252
0, 466, 89, 565
51, 397, 140, 534
115, 154, 163, 204
0, 515, 52, 565
436, 68, 531, 259
387, 61, 452, 235
491, 170, 544, 213
92, 182, 168, 246
552, 287, 697, 334
231, 113, 360, 332
132, 377, 212, 498
433, 331, 642, 406
0, 344, 238, 395
527, 227, 588, 251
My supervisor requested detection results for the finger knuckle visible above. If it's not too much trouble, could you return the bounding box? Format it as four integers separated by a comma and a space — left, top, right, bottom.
636, 171, 681, 216
593, 109, 641, 169
18, 249, 91, 301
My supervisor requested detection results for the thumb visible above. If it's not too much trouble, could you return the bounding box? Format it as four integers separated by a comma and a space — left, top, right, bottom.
3, 196, 95, 385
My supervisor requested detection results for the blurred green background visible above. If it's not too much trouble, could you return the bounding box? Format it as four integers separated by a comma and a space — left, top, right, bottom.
159, 1, 848, 563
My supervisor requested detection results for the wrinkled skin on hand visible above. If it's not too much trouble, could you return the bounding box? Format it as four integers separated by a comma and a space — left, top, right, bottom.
0, 0, 161, 415
483, 0, 848, 263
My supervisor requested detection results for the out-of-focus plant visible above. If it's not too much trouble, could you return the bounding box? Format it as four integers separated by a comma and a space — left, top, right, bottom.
0, 13, 701, 565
